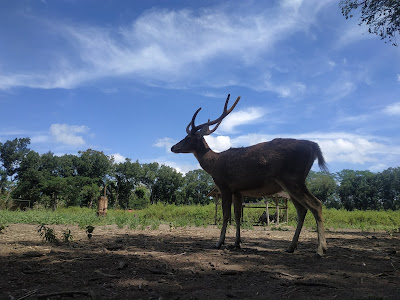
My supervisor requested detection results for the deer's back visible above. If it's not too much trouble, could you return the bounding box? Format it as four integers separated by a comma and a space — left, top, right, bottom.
213, 138, 318, 194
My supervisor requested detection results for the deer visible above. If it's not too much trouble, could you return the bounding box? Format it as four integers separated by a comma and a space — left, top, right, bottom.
171, 94, 328, 257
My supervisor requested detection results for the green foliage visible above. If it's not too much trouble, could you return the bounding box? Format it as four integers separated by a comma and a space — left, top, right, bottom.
151, 165, 183, 204
86, 225, 95, 239
340, 0, 400, 46
37, 224, 58, 244
337, 170, 381, 210
129, 186, 150, 209
115, 159, 142, 208
178, 169, 214, 205
76, 149, 112, 185
307, 171, 338, 206
0, 137, 30, 180
1, 136, 399, 211
62, 229, 73, 242
0, 205, 399, 232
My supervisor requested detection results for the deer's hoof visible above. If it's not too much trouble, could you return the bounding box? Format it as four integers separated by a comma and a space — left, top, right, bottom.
285, 247, 296, 253
314, 252, 323, 258
316, 248, 327, 257
227, 244, 241, 250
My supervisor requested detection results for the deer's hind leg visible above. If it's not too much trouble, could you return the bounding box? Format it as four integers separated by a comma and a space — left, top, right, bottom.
233, 192, 243, 248
279, 181, 327, 257
286, 197, 307, 253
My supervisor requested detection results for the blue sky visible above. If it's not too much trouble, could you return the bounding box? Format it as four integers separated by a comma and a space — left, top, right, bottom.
1, 0, 399, 174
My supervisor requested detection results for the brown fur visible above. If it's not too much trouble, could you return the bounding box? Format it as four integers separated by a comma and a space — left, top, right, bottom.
171, 95, 328, 256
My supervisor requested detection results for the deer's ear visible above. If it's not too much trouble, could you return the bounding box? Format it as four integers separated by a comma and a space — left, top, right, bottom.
198, 125, 210, 137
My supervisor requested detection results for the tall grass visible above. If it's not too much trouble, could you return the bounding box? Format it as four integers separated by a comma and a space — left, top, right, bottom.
0, 203, 399, 232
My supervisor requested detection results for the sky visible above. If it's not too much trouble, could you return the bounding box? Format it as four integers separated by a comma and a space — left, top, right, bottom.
1, 0, 399, 174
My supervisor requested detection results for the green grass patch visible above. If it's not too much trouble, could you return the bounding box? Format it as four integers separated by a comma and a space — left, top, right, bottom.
0, 203, 399, 232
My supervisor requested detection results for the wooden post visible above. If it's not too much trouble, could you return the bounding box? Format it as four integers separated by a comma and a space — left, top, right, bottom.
214, 197, 218, 225
285, 198, 288, 223
275, 197, 280, 225
264, 197, 270, 226
97, 196, 108, 217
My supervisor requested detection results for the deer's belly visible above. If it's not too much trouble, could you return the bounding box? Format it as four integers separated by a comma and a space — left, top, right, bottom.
239, 181, 283, 197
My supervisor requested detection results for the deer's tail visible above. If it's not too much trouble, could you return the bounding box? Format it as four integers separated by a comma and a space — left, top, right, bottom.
314, 143, 329, 173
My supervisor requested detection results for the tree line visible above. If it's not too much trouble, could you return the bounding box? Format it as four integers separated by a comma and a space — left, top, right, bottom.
0, 138, 214, 209
1, 138, 399, 210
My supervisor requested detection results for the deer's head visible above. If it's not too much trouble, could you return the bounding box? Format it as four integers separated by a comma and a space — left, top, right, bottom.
171, 94, 240, 154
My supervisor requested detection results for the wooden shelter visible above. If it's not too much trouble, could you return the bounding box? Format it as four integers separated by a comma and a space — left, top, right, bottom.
208, 187, 290, 225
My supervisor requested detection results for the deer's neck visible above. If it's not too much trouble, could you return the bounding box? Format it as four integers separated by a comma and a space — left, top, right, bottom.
193, 138, 219, 174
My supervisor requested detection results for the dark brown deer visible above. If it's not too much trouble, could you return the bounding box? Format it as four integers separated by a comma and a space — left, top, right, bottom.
171, 94, 328, 256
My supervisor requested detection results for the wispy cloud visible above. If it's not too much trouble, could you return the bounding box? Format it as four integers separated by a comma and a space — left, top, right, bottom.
335, 22, 375, 49
218, 107, 266, 133
153, 137, 176, 153
382, 102, 400, 116
0, 1, 332, 93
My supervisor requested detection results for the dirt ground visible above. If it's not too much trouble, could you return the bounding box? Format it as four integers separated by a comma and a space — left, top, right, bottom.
0, 224, 399, 300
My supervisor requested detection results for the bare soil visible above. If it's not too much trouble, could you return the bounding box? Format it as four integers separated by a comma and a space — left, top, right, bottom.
0, 224, 399, 300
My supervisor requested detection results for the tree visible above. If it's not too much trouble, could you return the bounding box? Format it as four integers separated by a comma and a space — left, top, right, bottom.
340, 0, 400, 46
140, 162, 159, 203
76, 149, 112, 185
337, 169, 380, 210
0, 138, 30, 200
41, 176, 67, 210
376, 167, 400, 210
306, 171, 339, 208
151, 165, 183, 204
12, 150, 43, 203
80, 183, 100, 208
181, 169, 214, 205
114, 159, 142, 208
129, 186, 150, 209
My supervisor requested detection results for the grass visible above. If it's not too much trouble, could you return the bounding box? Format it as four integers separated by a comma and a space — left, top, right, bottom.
0, 203, 399, 232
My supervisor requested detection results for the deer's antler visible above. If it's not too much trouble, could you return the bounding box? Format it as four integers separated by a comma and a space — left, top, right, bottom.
187, 94, 241, 135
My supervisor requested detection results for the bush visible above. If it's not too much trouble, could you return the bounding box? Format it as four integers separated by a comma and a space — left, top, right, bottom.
129, 186, 150, 209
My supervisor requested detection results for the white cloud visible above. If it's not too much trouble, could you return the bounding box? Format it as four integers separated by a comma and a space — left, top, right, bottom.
49, 123, 89, 146
254, 74, 307, 98
0, 1, 331, 93
369, 163, 388, 172
167, 161, 200, 174
325, 78, 356, 101
31, 135, 49, 143
204, 135, 232, 152
110, 153, 126, 164
382, 102, 400, 115
154, 137, 176, 153
218, 107, 266, 133
335, 22, 375, 49
203, 131, 397, 167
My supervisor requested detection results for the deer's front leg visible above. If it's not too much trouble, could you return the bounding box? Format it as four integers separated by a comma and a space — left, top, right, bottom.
233, 193, 243, 248
215, 191, 232, 249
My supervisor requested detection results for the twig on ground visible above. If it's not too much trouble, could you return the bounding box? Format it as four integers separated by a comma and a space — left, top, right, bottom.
36, 290, 94, 299
16, 289, 37, 300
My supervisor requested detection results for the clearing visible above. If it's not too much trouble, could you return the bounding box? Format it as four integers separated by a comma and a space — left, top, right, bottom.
0, 224, 399, 299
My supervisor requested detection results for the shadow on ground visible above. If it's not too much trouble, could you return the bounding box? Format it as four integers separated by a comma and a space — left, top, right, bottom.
0, 224, 399, 300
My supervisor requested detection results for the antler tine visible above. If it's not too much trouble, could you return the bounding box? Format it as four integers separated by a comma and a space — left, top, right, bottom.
186, 94, 241, 135
186, 107, 202, 134
205, 95, 240, 135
